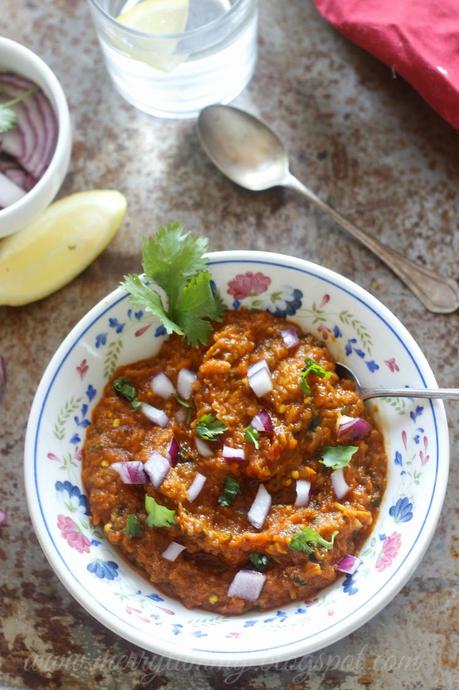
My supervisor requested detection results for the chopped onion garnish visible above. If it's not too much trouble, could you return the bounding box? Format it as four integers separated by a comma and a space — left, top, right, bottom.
141, 403, 169, 428
227, 569, 266, 601
331, 468, 349, 499
247, 484, 271, 530
195, 437, 213, 457
161, 541, 186, 562
337, 414, 372, 440
336, 554, 362, 575
294, 479, 311, 507
144, 452, 170, 488
222, 445, 246, 461
166, 438, 180, 466
251, 410, 274, 433
177, 368, 197, 400
281, 328, 300, 349
111, 461, 147, 484
187, 472, 206, 502
151, 372, 175, 399
248, 367, 272, 398
247, 359, 269, 377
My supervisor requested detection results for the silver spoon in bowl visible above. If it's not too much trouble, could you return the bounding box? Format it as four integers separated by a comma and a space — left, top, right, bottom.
336, 361, 459, 401
197, 105, 459, 314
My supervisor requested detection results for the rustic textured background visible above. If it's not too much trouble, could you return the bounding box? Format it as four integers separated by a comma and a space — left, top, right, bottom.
0, 1, 458, 688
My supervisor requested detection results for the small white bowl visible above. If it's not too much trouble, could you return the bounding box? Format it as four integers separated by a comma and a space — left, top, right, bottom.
0, 37, 71, 237
25, 252, 449, 666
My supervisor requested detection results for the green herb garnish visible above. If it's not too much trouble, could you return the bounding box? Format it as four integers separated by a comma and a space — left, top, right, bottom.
174, 393, 193, 408
320, 445, 358, 470
299, 358, 333, 394
289, 526, 338, 554
121, 223, 226, 346
124, 514, 142, 537
244, 425, 260, 449
248, 552, 269, 571
196, 413, 227, 441
0, 85, 38, 134
113, 377, 142, 410
217, 475, 240, 507
145, 495, 176, 528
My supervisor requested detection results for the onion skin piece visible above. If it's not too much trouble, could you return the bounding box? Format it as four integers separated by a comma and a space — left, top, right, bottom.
336, 554, 362, 575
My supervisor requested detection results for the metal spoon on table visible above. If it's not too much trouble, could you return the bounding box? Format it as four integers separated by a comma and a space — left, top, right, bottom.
336, 362, 459, 401
197, 105, 459, 314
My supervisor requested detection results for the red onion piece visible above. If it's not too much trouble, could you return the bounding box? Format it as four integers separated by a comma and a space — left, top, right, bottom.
167, 438, 180, 466
337, 414, 372, 440
336, 554, 362, 575
111, 461, 147, 484
0, 356, 6, 399
227, 569, 266, 601
151, 372, 175, 399
195, 437, 213, 458
177, 368, 197, 400
294, 479, 311, 507
247, 359, 269, 377
0, 172, 26, 207
161, 541, 186, 562
331, 468, 349, 499
187, 472, 206, 502
247, 484, 272, 530
222, 445, 246, 461
248, 367, 273, 398
144, 452, 170, 488
141, 403, 169, 428
251, 410, 274, 433
281, 328, 300, 349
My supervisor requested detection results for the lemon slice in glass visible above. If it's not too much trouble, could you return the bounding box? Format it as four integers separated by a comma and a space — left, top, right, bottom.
0, 190, 127, 306
116, 0, 190, 71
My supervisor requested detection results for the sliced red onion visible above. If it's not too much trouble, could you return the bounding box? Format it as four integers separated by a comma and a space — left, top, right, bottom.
161, 541, 186, 562
177, 368, 197, 400
336, 554, 362, 575
151, 372, 175, 399
175, 408, 187, 423
281, 328, 300, 349
251, 410, 274, 433
144, 452, 171, 488
248, 367, 273, 398
227, 569, 266, 601
111, 461, 147, 484
0, 172, 26, 207
247, 359, 269, 377
337, 414, 372, 440
187, 472, 207, 502
167, 438, 180, 466
141, 403, 169, 428
222, 445, 246, 461
247, 484, 272, 530
294, 479, 311, 507
332, 469, 349, 499
195, 437, 213, 458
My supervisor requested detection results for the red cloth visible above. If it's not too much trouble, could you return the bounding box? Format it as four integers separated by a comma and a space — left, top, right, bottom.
313, 0, 459, 130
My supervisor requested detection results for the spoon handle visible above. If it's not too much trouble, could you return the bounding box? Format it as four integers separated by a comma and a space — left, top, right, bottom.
285, 174, 459, 314
360, 388, 459, 401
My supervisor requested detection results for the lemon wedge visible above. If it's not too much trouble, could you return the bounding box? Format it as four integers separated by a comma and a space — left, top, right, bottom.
116, 0, 189, 71
0, 190, 127, 306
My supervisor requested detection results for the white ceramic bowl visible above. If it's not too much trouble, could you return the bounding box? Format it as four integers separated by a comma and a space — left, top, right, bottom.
0, 37, 71, 237
25, 252, 449, 666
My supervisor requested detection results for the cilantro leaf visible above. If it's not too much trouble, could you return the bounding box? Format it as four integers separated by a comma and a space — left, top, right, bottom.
248, 552, 269, 571
175, 271, 226, 347
217, 475, 240, 507
0, 105, 16, 134
320, 445, 358, 470
300, 358, 333, 393
125, 514, 142, 537
120, 274, 182, 336
145, 495, 176, 528
244, 425, 260, 449
113, 376, 142, 410
289, 527, 338, 554
196, 413, 227, 441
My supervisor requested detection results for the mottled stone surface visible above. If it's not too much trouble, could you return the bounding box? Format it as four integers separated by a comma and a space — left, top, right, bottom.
0, 1, 458, 688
